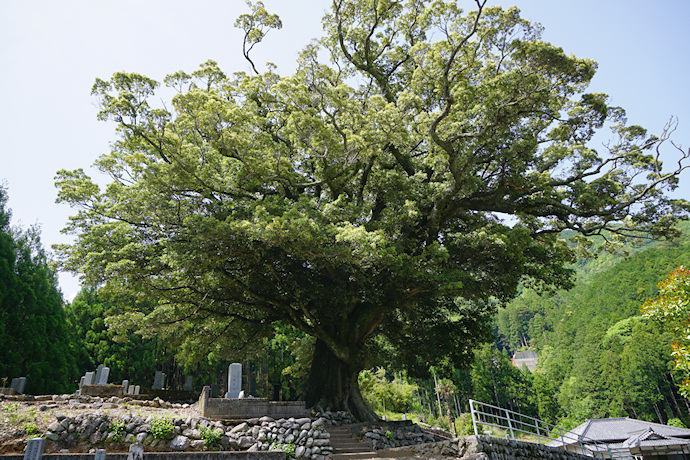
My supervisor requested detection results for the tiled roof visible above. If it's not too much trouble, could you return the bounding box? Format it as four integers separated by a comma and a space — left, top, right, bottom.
548, 418, 690, 447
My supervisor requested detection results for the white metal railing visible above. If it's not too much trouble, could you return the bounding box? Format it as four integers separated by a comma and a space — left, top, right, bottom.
468, 399, 672, 459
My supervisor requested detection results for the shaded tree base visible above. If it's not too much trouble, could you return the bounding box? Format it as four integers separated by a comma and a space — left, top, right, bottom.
304, 339, 379, 422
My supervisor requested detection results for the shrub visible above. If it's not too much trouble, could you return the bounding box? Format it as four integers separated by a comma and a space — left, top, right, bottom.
200, 426, 222, 447
668, 418, 687, 428
269, 442, 296, 458
109, 420, 127, 442
24, 422, 39, 435
359, 368, 417, 414
150, 418, 175, 440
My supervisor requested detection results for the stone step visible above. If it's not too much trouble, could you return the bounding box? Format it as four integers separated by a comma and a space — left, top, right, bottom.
331, 453, 386, 460
328, 425, 375, 455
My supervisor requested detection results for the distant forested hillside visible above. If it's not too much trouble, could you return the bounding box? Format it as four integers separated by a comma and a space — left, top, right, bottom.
494, 221, 690, 426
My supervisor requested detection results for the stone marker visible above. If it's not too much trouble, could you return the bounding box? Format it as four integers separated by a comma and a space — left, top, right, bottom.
24, 438, 45, 460
84, 372, 95, 385
94, 449, 106, 460
95, 365, 104, 384
10, 378, 19, 391
153, 371, 165, 390
17, 377, 26, 394
127, 386, 134, 395
97, 367, 110, 385
225, 363, 242, 398
122, 380, 129, 393
238, 390, 245, 399
127, 444, 143, 460
79, 376, 86, 387
183, 376, 193, 391
133, 385, 140, 395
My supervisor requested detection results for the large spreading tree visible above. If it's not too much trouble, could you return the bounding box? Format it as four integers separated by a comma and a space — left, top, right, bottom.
56, 0, 689, 420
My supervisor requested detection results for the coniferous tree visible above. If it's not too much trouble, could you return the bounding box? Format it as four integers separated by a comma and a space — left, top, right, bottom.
0, 185, 76, 394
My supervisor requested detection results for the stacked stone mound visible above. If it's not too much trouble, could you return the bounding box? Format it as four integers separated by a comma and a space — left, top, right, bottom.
0, 393, 188, 410
42, 413, 332, 460
312, 410, 357, 425
361, 424, 440, 450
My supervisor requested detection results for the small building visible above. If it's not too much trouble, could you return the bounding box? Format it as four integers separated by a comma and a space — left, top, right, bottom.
511, 349, 538, 372
547, 417, 690, 459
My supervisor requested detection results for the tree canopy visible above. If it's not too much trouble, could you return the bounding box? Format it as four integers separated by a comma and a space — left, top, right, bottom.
56, 0, 689, 420
642, 266, 690, 397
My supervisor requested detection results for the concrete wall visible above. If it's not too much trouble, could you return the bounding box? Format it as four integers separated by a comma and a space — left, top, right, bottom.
199, 387, 306, 420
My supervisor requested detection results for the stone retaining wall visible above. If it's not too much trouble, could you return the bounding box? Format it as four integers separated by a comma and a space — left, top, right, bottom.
40, 413, 331, 460
377, 435, 593, 459
0, 452, 284, 460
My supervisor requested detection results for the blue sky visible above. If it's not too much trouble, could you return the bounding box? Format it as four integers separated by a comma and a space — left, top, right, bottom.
1, 1, 688, 300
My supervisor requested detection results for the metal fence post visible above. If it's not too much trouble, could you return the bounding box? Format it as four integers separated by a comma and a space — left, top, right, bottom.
504, 408, 515, 440
469, 399, 479, 436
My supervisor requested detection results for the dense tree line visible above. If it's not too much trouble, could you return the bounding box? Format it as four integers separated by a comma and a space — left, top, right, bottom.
0, 186, 75, 394
492, 226, 690, 427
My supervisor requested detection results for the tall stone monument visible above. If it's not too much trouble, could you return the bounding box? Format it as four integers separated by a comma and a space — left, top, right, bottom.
225, 363, 242, 398
97, 367, 110, 385
153, 371, 165, 390
94, 365, 104, 384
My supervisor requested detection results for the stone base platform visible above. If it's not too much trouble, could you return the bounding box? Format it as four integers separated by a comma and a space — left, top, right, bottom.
199, 386, 307, 420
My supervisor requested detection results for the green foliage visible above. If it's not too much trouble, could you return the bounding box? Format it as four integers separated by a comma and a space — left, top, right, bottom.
109, 420, 127, 442
55, 0, 689, 419
0, 185, 76, 394
200, 426, 222, 447
455, 413, 475, 437
269, 442, 295, 458
149, 418, 175, 440
63, 288, 177, 388
642, 266, 690, 397
492, 229, 690, 426
668, 418, 686, 428
359, 368, 417, 414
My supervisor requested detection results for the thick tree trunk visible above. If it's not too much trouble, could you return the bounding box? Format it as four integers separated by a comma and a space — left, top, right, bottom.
304, 338, 379, 422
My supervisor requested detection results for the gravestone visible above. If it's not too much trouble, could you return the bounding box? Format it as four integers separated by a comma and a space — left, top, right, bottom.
94, 449, 106, 460
183, 376, 193, 391
95, 365, 104, 384
225, 363, 242, 398
152, 371, 165, 390
79, 376, 85, 387
10, 378, 19, 391
122, 380, 129, 393
97, 367, 110, 385
127, 386, 134, 395
17, 377, 26, 394
23, 438, 45, 460
84, 372, 95, 385
133, 385, 140, 395
127, 444, 143, 460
